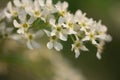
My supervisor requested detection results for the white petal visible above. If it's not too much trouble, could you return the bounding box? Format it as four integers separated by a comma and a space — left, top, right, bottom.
105, 35, 112, 42
47, 41, 53, 49
28, 16, 35, 24
38, 0, 45, 7
17, 29, 24, 34
46, 0, 52, 6
4, 10, 12, 19
80, 45, 89, 51
49, 18, 56, 27
92, 39, 98, 45
34, 0, 40, 10
54, 42, 63, 51
44, 30, 51, 37
51, 31, 56, 36
96, 52, 102, 60
96, 35, 106, 40
75, 49, 80, 58
22, 0, 32, 6
59, 33, 67, 41
41, 17, 46, 22
62, 23, 67, 28
26, 41, 33, 49
62, 1, 68, 10
58, 17, 65, 24
69, 29, 77, 34
7, 1, 13, 12
80, 27, 86, 31
82, 36, 90, 41
55, 1, 61, 11
75, 10, 82, 17
71, 44, 75, 51
13, 20, 21, 28
102, 25, 107, 32
13, 0, 22, 7
18, 11, 27, 22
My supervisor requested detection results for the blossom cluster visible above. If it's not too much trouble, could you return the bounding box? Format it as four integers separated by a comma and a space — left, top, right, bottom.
0, 0, 112, 59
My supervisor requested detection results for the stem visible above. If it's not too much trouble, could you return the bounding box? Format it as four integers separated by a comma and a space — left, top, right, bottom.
70, 35, 75, 42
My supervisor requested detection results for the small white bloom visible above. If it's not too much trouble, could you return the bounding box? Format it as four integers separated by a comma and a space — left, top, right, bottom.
55, 1, 69, 16
44, 30, 63, 51
49, 17, 68, 41
45, 0, 56, 13
74, 10, 87, 22
25, 32, 40, 50
25, 0, 42, 18
62, 13, 77, 34
82, 29, 98, 45
96, 41, 105, 59
11, 30, 43, 49
43, 0, 56, 14
13, 13, 34, 34
95, 21, 112, 42
40, 0, 56, 22
4, 1, 18, 19
80, 18, 93, 32
74, 10, 93, 33
72, 36, 88, 58
13, 0, 33, 9
38, 0, 45, 7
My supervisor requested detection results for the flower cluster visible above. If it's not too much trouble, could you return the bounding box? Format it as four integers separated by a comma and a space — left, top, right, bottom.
0, 0, 112, 59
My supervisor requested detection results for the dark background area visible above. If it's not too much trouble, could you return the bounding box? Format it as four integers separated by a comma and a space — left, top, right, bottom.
59, 0, 120, 80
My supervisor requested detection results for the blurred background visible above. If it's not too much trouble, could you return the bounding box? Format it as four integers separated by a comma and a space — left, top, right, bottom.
0, 0, 120, 80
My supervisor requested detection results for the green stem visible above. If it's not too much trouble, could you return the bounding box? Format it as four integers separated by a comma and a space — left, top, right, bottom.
70, 35, 75, 42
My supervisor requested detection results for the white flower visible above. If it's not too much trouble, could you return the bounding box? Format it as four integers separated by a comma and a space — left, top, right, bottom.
38, 0, 45, 7
4, 1, 18, 19
45, 0, 56, 12
74, 10, 86, 22
96, 41, 105, 59
44, 30, 63, 51
62, 13, 77, 34
49, 17, 68, 41
74, 10, 93, 33
72, 36, 88, 58
55, 1, 69, 16
80, 18, 93, 33
82, 29, 98, 45
40, 0, 56, 22
25, 0, 42, 18
74, 10, 84, 20
11, 30, 42, 49
25, 31, 41, 50
38, 0, 56, 12
13, 0, 33, 9
13, 12, 34, 34
95, 21, 112, 42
